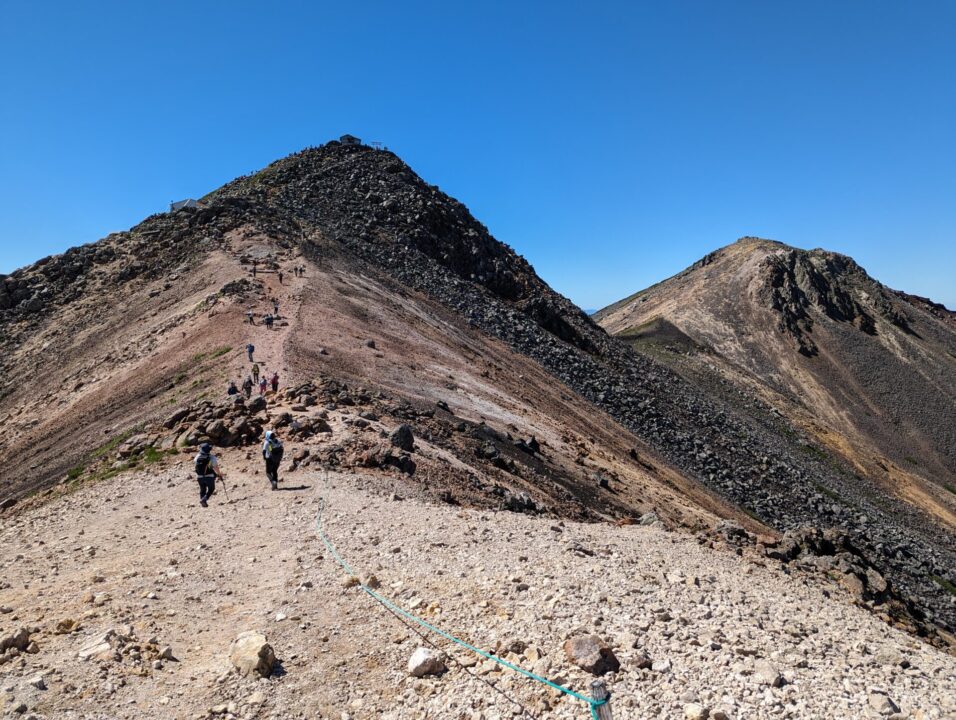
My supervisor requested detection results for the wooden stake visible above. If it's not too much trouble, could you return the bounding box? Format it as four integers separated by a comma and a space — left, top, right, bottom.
591, 679, 613, 719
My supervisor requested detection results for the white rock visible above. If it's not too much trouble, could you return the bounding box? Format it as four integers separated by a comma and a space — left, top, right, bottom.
407, 647, 446, 678
229, 631, 275, 677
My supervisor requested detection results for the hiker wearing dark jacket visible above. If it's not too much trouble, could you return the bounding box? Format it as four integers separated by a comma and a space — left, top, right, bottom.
227, 381, 239, 396
252, 363, 260, 383
242, 376, 253, 398
262, 430, 284, 490
194, 443, 223, 507
246, 343, 255, 362
270, 371, 279, 393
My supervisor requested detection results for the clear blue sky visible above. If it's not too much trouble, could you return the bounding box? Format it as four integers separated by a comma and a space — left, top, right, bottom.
2, 1, 955, 309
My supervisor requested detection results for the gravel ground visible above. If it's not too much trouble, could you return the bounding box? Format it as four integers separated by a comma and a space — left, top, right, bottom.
1, 461, 953, 719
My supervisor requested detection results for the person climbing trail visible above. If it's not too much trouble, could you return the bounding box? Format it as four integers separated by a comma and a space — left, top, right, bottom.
273, 299, 279, 318
247, 310, 255, 325
242, 376, 253, 398
194, 442, 223, 507
278, 270, 284, 284
246, 343, 255, 362
227, 380, 239, 396
262, 430, 284, 490
265, 314, 274, 330
259, 376, 267, 395
270, 371, 279, 393
252, 363, 260, 384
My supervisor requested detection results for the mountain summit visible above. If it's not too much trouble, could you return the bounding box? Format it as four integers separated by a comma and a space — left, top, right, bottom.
596, 236, 956, 503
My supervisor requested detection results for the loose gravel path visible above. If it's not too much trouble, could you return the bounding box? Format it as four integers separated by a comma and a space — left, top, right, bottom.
1, 461, 953, 719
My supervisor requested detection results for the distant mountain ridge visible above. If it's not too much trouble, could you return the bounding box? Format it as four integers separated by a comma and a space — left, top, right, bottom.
598, 235, 956, 629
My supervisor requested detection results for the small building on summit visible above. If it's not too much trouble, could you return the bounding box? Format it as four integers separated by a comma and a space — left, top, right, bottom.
169, 198, 200, 212
339, 134, 362, 145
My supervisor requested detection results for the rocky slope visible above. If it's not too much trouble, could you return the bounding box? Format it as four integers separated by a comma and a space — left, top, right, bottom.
597, 237, 956, 628
1, 143, 954, 649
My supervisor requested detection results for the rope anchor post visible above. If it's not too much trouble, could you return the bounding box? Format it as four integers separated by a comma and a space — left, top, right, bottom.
591, 680, 613, 719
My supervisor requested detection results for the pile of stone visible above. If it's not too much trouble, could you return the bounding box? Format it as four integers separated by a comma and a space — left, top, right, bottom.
161, 395, 266, 448
76, 625, 175, 672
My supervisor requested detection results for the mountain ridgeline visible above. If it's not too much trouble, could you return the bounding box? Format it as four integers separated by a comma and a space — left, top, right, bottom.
1, 143, 954, 642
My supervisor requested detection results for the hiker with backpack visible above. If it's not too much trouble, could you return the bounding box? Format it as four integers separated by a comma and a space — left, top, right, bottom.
246, 343, 255, 362
252, 363, 260, 384
194, 442, 223, 507
270, 371, 279, 393
227, 380, 239, 396
259, 376, 267, 395
242, 376, 253, 398
264, 314, 274, 330
262, 430, 284, 490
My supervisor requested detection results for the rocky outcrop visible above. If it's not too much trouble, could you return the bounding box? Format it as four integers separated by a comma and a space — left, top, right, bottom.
758, 247, 914, 355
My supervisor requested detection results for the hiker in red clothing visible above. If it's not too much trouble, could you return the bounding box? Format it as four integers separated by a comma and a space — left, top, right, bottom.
259, 376, 267, 395
270, 371, 279, 393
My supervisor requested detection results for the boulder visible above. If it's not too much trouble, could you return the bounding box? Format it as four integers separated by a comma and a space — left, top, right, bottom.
868, 692, 900, 715
753, 659, 782, 687
0, 627, 32, 653
407, 647, 446, 677
78, 630, 116, 661
164, 408, 190, 429
229, 631, 275, 677
563, 634, 620, 676
389, 424, 415, 451
247, 396, 267, 413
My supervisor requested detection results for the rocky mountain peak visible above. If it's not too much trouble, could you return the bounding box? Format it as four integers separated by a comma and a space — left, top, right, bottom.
754, 244, 913, 355
209, 141, 544, 304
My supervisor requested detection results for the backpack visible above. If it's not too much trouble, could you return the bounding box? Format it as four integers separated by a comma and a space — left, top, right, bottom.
265, 438, 284, 462
195, 453, 212, 477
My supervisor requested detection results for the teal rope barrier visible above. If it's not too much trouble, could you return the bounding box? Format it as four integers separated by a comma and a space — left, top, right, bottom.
315, 498, 608, 719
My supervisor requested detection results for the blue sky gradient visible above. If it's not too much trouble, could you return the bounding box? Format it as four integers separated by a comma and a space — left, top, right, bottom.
2, 1, 954, 309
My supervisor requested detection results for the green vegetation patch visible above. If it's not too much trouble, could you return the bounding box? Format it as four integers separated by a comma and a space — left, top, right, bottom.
142, 446, 177, 465
91, 428, 137, 459
931, 575, 956, 597
812, 481, 843, 502
192, 345, 232, 363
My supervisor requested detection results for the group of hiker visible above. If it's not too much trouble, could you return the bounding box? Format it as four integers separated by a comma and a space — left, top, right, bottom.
195, 334, 290, 506
250, 259, 304, 283
228, 363, 278, 398
246, 298, 281, 329
194, 429, 285, 506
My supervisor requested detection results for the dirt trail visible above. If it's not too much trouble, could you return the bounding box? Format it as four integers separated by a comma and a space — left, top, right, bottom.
230, 251, 308, 391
